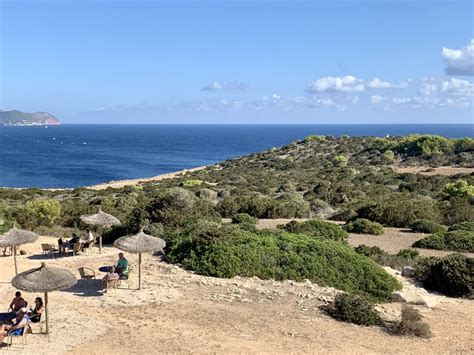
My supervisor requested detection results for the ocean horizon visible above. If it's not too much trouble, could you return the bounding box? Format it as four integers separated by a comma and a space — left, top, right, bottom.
1, 123, 472, 189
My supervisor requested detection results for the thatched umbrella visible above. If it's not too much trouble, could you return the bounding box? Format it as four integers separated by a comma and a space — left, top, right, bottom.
12, 262, 77, 334
0, 227, 38, 275
80, 208, 121, 253
114, 229, 166, 290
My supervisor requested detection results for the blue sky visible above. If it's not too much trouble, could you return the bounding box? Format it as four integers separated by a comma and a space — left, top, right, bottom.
1, 0, 473, 124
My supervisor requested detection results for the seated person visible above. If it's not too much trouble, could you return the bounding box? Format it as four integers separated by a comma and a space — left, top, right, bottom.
68, 233, 80, 246
115, 253, 129, 279
28, 297, 44, 323
0, 308, 29, 343
58, 237, 66, 253
8, 291, 26, 313
102, 267, 120, 290
83, 229, 94, 250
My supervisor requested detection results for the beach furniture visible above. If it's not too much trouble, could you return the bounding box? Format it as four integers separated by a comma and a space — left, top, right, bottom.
12, 262, 77, 335
5, 322, 29, 350
0, 227, 39, 275
78, 267, 96, 280
72, 243, 82, 256
41, 244, 58, 259
114, 229, 165, 290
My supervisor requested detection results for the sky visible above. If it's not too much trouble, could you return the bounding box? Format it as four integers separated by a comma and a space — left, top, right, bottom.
1, 0, 473, 124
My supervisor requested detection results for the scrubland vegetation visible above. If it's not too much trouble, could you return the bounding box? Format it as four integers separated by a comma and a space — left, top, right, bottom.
0, 135, 472, 309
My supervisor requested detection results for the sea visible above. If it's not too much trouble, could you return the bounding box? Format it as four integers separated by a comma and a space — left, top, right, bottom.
0, 124, 472, 189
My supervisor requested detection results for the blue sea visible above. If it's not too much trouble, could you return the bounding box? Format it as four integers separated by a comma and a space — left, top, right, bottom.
0, 124, 472, 189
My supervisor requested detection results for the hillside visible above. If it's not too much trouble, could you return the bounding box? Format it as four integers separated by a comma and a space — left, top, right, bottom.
0, 110, 61, 126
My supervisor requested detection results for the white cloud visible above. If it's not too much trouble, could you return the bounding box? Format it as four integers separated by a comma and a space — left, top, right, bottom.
307, 76, 365, 93
371, 77, 474, 109
442, 39, 474, 76
202, 81, 248, 91
367, 78, 408, 89
370, 95, 387, 104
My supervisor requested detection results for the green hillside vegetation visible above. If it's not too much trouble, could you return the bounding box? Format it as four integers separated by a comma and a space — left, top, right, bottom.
413, 230, 474, 253
165, 223, 400, 301
0, 134, 472, 299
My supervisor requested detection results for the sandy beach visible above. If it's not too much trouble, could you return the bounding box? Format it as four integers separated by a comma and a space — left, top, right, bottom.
0, 230, 473, 354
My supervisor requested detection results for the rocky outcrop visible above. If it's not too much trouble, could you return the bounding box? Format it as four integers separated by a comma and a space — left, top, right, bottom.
0, 110, 61, 126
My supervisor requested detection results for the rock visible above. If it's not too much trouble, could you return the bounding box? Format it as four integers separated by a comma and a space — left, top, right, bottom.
402, 266, 416, 277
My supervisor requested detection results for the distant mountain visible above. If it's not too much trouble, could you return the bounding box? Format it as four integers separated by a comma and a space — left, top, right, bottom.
0, 110, 61, 126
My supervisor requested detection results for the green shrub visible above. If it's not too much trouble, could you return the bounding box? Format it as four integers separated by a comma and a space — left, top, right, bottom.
355, 245, 420, 270
231, 213, 257, 225
356, 195, 442, 228
413, 230, 474, 253
345, 218, 384, 235
22, 199, 61, 228
396, 248, 420, 259
278, 220, 348, 242
354, 245, 385, 257
182, 179, 203, 187
410, 219, 446, 234
394, 305, 431, 338
449, 222, 474, 232
328, 293, 382, 326
165, 226, 400, 301
415, 254, 473, 297
444, 179, 474, 198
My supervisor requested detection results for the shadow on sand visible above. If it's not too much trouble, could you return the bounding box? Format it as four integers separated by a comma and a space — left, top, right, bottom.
63, 279, 103, 297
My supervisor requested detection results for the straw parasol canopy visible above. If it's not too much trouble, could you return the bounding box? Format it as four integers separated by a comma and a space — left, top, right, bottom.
0, 226, 38, 275
80, 208, 121, 253
114, 229, 166, 290
12, 262, 77, 334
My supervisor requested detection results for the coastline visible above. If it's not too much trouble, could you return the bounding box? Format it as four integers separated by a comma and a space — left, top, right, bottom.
1, 165, 208, 191
85, 165, 208, 190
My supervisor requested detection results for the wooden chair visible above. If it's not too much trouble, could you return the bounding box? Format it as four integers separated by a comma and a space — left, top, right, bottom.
103, 279, 118, 297
117, 267, 132, 289
28, 314, 46, 334
5, 323, 28, 350
72, 243, 82, 256
41, 244, 58, 259
78, 267, 96, 280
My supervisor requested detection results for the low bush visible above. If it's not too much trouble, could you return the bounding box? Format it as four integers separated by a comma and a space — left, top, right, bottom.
328, 293, 382, 326
165, 226, 401, 301
345, 218, 384, 235
394, 305, 431, 338
396, 248, 420, 259
448, 222, 474, 232
413, 230, 474, 253
410, 219, 446, 234
415, 254, 473, 297
277, 220, 348, 242
355, 245, 420, 270
231, 213, 257, 226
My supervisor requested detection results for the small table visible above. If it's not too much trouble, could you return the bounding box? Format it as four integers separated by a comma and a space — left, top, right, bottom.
99, 266, 113, 273
0, 311, 16, 322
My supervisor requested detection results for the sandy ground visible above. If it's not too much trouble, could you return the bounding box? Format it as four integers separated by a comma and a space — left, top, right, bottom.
394, 166, 473, 176
85, 166, 207, 190
0, 235, 473, 354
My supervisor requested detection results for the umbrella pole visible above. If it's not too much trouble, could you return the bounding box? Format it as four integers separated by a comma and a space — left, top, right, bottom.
99, 235, 102, 254
44, 292, 49, 335
13, 246, 18, 275
139, 253, 142, 290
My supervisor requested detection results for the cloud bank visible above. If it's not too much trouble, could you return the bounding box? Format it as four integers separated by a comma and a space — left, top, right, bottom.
202, 81, 249, 91
442, 39, 474, 76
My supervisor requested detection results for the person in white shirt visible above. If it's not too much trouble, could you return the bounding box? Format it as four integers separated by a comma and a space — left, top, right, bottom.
83, 228, 95, 250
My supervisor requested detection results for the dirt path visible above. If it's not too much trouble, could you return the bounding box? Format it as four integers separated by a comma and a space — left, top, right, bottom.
393, 166, 473, 176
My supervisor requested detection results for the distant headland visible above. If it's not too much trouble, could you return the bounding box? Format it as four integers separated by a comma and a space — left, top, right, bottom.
0, 110, 61, 126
